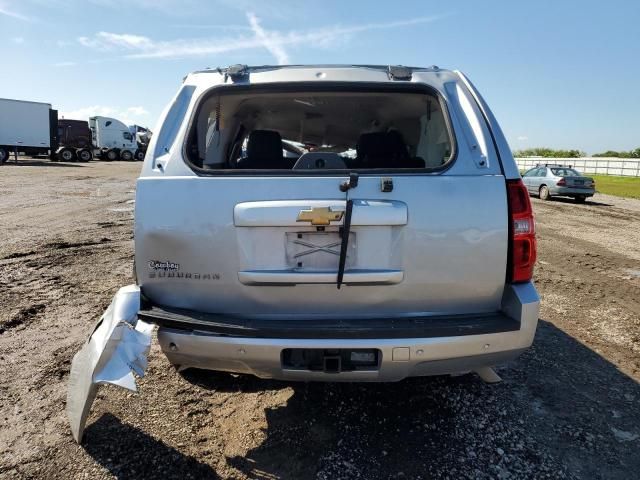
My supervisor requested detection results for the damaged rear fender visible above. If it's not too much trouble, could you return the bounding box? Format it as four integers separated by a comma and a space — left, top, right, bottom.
66, 284, 153, 443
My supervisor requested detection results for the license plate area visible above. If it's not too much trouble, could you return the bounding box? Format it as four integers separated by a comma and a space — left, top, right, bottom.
285, 231, 356, 270
282, 348, 380, 373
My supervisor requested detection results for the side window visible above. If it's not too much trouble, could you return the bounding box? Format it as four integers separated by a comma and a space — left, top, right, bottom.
123, 132, 133, 141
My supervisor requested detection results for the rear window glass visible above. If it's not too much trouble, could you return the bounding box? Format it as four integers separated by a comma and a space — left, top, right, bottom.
551, 168, 581, 177
185, 85, 454, 172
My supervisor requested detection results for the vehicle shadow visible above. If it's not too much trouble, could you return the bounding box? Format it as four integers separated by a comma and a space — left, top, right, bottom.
1, 159, 85, 167
179, 368, 290, 393
82, 413, 219, 479
533, 196, 614, 207
180, 319, 640, 479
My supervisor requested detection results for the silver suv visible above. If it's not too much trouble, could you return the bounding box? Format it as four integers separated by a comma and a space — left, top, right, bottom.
68, 65, 540, 442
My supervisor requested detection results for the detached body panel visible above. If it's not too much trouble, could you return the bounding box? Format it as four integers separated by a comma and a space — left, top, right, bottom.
67, 285, 152, 443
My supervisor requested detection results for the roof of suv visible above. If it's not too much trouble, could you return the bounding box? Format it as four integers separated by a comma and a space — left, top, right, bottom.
184, 64, 457, 86
193, 64, 448, 75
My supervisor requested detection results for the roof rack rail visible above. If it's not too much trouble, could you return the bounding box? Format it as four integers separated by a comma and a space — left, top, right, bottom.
222, 64, 249, 82
387, 65, 413, 81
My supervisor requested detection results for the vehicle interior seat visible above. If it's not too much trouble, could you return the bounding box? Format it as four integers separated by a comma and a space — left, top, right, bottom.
355, 131, 425, 169
386, 130, 425, 168
237, 130, 289, 169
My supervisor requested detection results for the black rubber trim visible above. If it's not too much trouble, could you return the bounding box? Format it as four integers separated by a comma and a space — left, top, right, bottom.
138, 305, 519, 339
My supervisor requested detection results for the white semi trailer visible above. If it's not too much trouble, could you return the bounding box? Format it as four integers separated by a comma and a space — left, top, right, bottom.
89, 116, 149, 161
0, 98, 57, 163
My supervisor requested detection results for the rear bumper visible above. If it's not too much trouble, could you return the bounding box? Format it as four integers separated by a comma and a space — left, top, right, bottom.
551, 186, 595, 197
145, 283, 539, 382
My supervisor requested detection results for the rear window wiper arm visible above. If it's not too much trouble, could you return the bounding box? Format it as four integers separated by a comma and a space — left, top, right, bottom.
337, 173, 358, 289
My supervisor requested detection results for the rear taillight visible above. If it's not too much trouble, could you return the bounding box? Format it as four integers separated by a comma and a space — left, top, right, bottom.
556, 177, 566, 186
507, 179, 537, 283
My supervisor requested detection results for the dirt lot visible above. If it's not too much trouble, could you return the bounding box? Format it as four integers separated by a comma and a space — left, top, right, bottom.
1, 160, 639, 479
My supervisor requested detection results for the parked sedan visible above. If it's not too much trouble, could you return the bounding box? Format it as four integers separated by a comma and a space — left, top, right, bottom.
522, 165, 595, 203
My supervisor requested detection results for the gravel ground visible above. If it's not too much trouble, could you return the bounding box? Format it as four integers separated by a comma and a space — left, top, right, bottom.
1, 160, 639, 479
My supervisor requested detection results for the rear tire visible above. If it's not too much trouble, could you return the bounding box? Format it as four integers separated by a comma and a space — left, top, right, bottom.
0, 147, 8, 164
134, 149, 145, 161
77, 149, 92, 162
120, 149, 133, 161
575, 196, 586, 204
105, 149, 118, 161
58, 147, 75, 162
539, 185, 551, 201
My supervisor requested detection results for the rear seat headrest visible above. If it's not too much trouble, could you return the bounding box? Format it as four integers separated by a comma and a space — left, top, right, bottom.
246, 130, 283, 162
356, 131, 411, 167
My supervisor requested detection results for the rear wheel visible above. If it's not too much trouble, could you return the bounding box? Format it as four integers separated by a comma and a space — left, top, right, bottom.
539, 185, 551, 201
105, 149, 118, 161
59, 147, 75, 162
575, 195, 586, 204
77, 149, 92, 162
0, 147, 8, 164
120, 149, 133, 161
134, 149, 145, 161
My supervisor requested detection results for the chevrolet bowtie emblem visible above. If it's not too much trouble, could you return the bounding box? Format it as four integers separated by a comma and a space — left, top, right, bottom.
296, 206, 344, 226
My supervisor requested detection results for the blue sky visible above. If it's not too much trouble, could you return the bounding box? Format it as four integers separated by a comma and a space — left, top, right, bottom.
1, 0, 639, 153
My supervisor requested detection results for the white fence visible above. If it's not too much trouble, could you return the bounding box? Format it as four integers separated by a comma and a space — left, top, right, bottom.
515, 157, 640, 177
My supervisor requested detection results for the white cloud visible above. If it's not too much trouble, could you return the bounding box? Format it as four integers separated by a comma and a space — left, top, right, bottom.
77, 13, 450, 61
517, 135, 529, 141
0, 2, 33, 21
96, 32, 154, 50
78, 32, 154, 51
247, 12, 289, 65
11, 36, 25, 44
60, 105, 151, 126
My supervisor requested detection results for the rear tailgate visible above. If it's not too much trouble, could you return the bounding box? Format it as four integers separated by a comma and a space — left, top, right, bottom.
136, 174, 507, 316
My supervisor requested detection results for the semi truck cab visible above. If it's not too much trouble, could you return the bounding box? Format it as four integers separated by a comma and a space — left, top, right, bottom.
89, 116, 146, 161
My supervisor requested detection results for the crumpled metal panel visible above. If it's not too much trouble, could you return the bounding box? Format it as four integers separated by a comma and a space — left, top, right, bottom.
66, 284, 153, 443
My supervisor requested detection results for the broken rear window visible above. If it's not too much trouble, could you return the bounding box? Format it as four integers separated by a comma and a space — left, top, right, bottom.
185, 84, 454, 172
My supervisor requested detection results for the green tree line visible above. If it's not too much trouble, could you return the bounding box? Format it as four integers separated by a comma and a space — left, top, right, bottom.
592, 148, 640, 158
513, 147, 640, 158
512, 148, 584, 158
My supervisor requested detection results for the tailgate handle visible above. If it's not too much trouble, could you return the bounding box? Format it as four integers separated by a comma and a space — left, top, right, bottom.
234, 200, 407, 227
